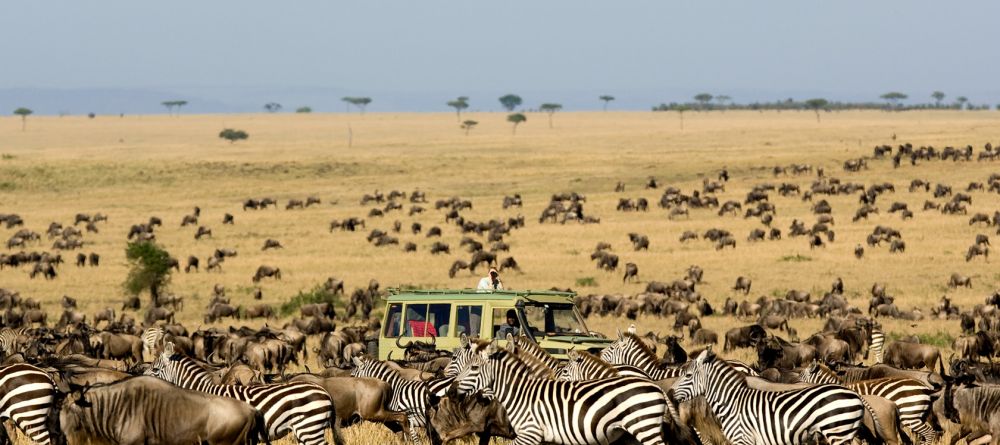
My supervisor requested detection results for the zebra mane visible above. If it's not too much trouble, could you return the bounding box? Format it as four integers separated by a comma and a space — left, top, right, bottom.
511, 336, 558, 366
622, 333, 659, 363
489, 349, 538, 376
574, 350, 616, 373
509, 346, 556, 379
811, 362, 843, 383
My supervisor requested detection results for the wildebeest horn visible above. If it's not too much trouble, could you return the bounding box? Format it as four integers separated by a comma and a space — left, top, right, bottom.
429, 333, 436, 345
396, 336, 412, 349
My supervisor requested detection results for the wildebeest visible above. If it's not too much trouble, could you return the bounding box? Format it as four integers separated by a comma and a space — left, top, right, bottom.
252, 265, 281, 283
884, 341, 942, 371
262, 239, 283, 250
622, 263, 638, 283
724, 324, 767, 351
51, 376, 266, 445
733, 276, 751, 295
967, 244, 989, 262
949, 272, 972, 288
449, 260, 470, 278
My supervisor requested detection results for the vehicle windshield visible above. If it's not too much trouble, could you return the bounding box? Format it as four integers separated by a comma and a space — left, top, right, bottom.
519, 302, 590, 337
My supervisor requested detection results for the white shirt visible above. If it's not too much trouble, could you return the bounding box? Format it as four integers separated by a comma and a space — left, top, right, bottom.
477, 277, 503, 290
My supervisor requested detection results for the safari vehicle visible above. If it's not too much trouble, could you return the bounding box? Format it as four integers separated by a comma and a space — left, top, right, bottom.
378, 288, 610, 360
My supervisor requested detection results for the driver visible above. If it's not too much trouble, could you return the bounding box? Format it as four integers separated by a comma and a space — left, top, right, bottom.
497, 309, 520, 337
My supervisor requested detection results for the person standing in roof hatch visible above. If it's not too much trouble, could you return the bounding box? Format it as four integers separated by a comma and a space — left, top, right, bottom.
477, 268, 503, 290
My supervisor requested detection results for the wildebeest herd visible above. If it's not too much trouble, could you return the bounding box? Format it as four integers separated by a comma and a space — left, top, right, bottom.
4, 141, 1000, 444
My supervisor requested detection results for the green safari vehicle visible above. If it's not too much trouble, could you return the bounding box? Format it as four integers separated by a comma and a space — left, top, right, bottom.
377, 288, 611, 360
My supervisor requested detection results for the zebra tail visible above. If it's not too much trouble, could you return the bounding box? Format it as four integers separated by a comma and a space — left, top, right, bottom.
252, 409, 270, 445
328, 402, 346, 445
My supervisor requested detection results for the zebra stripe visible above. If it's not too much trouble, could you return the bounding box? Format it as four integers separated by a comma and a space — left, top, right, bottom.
671, 350, 864, 445
556, 350, 647, 381
455, 342, 669, 445
0, 327, 27, 357
350, 356, 431, 445
141, 326, 165, 361
602, 332, 758, 379
147, 343, 342, 445
870, 329, 885, 363
799, 361, 936, 445
0, 363, 56, 445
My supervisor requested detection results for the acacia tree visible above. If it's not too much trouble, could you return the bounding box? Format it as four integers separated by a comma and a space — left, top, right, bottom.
694, 93, 713, 110
599, 95, 615, 111
342, 97, 372, 114
539, 103, 562, 128
161, 100, 188, 116
956, 96, 969, 110
461, 120, 478, 136
880, 92, 907, 110
507, 113, 526, 135
805, 98, 829, 123
675, 105, 691, 130
264, 102, 282, 113
219, 128, 249, 144
715, 95, 732, 111
498, 94, 522, 112
931, 91, 945, 108
447, 96, 469, 121
13, 108, 32, 131
296, 106, 312, 113
124, 241, 173, 303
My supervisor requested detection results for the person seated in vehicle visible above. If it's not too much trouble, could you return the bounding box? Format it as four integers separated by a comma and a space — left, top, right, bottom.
496, 309, 520, 337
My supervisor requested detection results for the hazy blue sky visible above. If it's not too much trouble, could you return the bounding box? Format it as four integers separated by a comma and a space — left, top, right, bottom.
1, 1, 997, 113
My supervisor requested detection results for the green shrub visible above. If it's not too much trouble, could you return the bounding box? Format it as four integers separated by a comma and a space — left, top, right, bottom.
280, 284, 337, 317
779, 254, 812, 262
576, 277, 598, 287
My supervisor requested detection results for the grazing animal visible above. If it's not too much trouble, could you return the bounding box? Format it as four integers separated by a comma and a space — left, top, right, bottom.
798, 361, 937, 445
453, 340, 672, 445
622, 262, 638, 282
350, 356, 434, 445
671, 349, 865, 445
0, 363, 57, 445
52, 376, 266, 445
147, 344, 343, 445
252, 265, 281, 283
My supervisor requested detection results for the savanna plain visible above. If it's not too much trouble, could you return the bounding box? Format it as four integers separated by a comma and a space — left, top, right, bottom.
1, 110, 999, 444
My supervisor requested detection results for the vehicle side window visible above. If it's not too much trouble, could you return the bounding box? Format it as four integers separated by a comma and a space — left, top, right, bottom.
428, 304, 451, 337
456, 305, 482, 337
492, 307, 518, 338
404, 304, 431, 337
522, 305, 546, 336
384, 303, 403, 337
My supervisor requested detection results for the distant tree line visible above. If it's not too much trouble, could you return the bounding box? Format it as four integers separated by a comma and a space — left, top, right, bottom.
654, 91, 995, 113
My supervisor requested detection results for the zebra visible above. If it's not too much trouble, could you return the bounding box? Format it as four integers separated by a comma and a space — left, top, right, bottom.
0, 327, 27, 357
350, 355, 434, 445
556, 350, 648, 381
798, 361, 937, 445
870, 327, 885, 363
671, 349, 865, 445
141, 326, 165, 361
444, 334, 486, 377
0, 363, 57, 445
147, 342, 343, 445
453, 339, 671, 445
601, 330, 759, 379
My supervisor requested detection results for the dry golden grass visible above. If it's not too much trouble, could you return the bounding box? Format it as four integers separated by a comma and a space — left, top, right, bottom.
2, 110, 1000, 443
